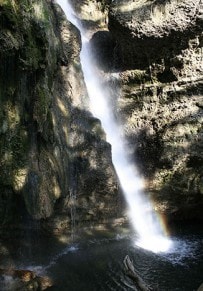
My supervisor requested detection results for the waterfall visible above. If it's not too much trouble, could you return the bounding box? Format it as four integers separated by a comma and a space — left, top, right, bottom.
56, 0, 172, 253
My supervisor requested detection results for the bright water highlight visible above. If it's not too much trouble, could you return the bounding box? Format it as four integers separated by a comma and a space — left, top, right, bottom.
56, 0, 172, 253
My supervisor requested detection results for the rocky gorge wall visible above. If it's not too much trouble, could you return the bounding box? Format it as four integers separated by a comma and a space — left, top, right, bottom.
73, 0, 203, 221
0, 0, 119, 234
0, 0, 202, 237
109, 0, 203, 221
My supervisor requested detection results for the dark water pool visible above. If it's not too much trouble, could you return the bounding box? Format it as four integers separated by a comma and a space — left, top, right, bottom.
0, 224, 203, 290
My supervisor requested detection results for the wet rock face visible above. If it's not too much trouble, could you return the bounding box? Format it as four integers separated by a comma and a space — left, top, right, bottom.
0, 0, 119, 232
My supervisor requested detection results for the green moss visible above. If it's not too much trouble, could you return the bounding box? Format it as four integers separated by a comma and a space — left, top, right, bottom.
73, 59, 82, 72
20, 36, 44, 69
90, 118, 105, 140
0, 101, 28, 186
0, 1, 18, 25
33, 84, 50, 132
0, 0, 61, 224
0, 0, 54, 70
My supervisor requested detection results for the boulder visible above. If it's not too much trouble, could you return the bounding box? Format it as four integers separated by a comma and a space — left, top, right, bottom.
0, 268, 53, 290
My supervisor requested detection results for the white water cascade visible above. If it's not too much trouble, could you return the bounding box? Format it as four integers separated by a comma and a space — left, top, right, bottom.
56, 0, 172, 253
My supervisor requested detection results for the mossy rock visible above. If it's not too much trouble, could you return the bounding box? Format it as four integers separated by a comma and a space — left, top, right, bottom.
0, 0, 60, 224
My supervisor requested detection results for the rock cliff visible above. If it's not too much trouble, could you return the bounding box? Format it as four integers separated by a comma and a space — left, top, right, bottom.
0, 0, 202, 234
108, 0, 203, 221
76, 0, 203, 221
0, 0, 119, 234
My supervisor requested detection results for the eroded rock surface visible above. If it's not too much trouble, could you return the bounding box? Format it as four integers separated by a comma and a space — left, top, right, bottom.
82, 0, 203, 221
108, 0, 203, 220
0, 0, 202, 234
109, 0, 203, 75
0, 0, 119, 234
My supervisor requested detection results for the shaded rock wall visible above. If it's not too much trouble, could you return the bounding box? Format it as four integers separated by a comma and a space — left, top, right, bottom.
0, 0, 119, 233
0, 0, 59, 224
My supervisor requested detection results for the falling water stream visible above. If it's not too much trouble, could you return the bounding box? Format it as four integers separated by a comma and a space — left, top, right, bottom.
56, 0, 172, 253
1, 3, 203, 291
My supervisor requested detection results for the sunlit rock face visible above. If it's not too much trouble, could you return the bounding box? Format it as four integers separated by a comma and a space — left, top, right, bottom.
81, 0, 203, 221
1, 0, 202, 235
69, 0, 109, 33
0, 1, 119, 233
107, 0, 203, 221
56, 0, 203, 223
109, 0, 203, 75
118, 72, 203, 221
